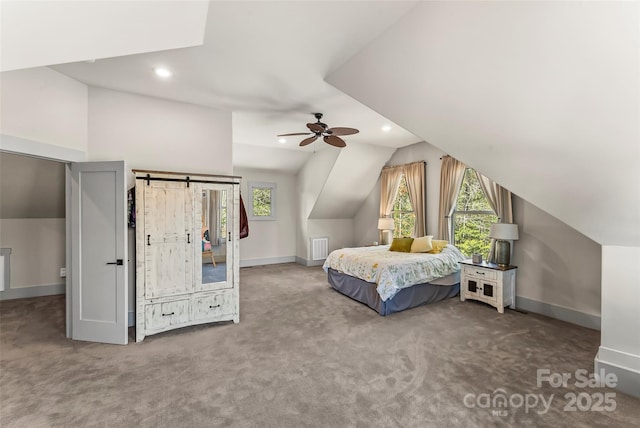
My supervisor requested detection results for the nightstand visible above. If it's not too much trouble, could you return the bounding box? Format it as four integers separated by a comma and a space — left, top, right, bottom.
459, 260, 517, 313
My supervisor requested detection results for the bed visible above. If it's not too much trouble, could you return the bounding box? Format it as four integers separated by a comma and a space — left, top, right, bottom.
322, 244, 465, 316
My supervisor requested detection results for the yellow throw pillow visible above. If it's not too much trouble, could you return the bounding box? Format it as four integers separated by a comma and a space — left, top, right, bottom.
389, 237, 414, 253
410, 235, 433, 253
428, 240, 449, 254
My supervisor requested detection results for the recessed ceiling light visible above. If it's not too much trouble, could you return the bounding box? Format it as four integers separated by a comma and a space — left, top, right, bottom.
381, 125, 392, 132
154, 67, 172, 78
278, 138, 287, 144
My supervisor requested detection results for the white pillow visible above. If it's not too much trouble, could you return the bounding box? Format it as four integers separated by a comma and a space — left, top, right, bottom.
410, 235, 433, 253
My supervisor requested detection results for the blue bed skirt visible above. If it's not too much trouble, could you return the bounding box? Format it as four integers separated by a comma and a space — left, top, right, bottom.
327, 268, 460, 316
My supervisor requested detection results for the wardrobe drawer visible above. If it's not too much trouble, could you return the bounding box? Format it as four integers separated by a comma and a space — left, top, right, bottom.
193, 292, 234, 321
145, 299, 190, 332
462, 265, 497, 281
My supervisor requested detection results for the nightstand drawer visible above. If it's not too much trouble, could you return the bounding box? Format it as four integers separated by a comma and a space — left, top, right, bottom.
462, 265, 497, 280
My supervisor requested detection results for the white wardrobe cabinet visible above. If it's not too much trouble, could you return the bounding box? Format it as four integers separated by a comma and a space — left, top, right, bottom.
134, 170, 240, 342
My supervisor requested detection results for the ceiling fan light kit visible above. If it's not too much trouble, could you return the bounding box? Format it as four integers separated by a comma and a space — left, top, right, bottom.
277, 113, 359, 147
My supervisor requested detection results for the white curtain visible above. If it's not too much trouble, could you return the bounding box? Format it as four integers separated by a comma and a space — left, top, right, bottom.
437, 156, 466, 241
208, 190, 219, 246
379, 166, 404, 218
379, 166, 403, 242
403, 161, 426, 237
476, 171, 514, 262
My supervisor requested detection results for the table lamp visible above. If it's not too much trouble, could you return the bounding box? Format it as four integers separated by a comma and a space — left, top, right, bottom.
378, 217, 395, 245
489, 223, 519, 267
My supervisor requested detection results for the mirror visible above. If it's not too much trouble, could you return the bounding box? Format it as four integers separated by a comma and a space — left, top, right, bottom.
200, 188, 228, 285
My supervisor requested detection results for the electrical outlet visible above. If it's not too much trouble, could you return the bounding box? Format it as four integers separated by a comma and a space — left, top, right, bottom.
60, 268, 67, 278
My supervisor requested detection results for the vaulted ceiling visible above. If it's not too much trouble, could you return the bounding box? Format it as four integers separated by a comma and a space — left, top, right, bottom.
2, 1, 637, 246
327, 1, 639, 247
13, 1, 423, 173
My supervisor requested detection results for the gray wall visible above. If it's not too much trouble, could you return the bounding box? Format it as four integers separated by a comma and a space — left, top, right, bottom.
0, 152, 66, 298
354, 141, 445, 246
512, 196, 601, 320
0, 152, 65, 219
354, 140, 602, 326
233, 167, 297, 266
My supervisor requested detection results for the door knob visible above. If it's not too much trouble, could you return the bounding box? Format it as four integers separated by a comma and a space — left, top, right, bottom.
106, 259, 124, 266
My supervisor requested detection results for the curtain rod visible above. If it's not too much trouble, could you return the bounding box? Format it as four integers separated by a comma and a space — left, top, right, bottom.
135, 174, 240, 187
382, 160, 425, 170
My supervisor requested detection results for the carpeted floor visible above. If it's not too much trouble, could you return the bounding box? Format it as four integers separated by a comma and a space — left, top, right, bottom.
1, 263, 638, 427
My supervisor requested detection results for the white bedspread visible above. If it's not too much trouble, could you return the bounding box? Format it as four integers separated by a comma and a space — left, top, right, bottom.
323, 244, 465, 301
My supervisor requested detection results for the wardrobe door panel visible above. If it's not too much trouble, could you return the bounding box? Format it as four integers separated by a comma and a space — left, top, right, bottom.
144, 181, 194, 298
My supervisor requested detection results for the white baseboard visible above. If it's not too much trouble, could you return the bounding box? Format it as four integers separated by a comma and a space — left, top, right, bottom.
295, 256, 325, 267
595, 349, 640, 398
516, 296, 601, 330
0, 283, 65, 300
239, 256, 296, 268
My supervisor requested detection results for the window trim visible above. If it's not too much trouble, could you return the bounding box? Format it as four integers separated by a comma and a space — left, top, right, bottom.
248, 181, 276, 221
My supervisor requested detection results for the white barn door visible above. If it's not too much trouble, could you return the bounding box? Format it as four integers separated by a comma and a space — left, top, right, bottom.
68, 161, 128, 345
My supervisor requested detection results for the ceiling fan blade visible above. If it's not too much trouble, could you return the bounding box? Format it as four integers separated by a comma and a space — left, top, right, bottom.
324, 135, 346, 148
307, 123, 324, 133
300, 135, 319, 146
277, 132, 312, 136
327, 127, 359, 136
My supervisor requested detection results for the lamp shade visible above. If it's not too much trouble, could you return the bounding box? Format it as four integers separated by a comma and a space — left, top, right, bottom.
489, 223, 519, 240
378, 218, 394, 230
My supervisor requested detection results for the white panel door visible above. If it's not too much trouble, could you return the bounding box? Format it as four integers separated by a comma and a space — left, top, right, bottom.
144, 181, 194, 298
69, 161, 127, 345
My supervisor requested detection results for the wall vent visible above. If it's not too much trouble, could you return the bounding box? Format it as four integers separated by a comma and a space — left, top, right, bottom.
311, 237, 329, 261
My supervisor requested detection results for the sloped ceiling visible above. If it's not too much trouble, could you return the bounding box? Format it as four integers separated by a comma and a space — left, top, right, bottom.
0, 0, 209, 71
309, 144, 396, 219
48, 1, 421, 173
328, 1, 639, 246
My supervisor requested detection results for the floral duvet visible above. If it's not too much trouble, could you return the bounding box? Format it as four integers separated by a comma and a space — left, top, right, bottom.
323, 244, 465, 301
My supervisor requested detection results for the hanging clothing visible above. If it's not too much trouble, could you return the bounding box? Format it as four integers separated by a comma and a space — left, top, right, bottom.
239, 194, 249, 239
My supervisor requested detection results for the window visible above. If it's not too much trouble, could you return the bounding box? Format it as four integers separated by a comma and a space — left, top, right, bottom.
452, 169, 497, 257
248, 182, 276, 220
392, 174, 415, 238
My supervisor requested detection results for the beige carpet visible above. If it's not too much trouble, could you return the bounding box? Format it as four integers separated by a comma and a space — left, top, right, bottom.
1, 263, 638, 427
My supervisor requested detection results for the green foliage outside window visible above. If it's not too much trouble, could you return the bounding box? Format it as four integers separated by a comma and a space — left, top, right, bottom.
453, 169, 497, 257
392, 175, 415, 238
252, 187, 272, 217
